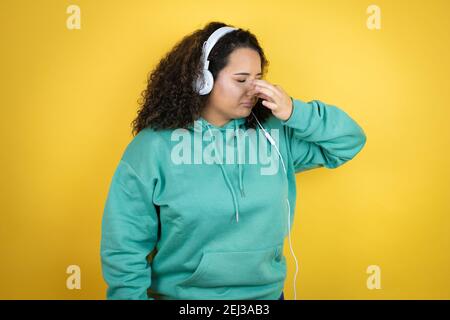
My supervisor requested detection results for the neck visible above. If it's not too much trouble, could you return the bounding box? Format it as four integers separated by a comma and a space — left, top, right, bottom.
200, 108, 230, 127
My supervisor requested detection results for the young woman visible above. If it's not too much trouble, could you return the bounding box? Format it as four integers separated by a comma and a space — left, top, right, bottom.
100, 21, 367, 300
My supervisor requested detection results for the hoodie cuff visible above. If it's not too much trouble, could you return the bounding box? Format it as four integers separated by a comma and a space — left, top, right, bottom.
281, 97, 310, 127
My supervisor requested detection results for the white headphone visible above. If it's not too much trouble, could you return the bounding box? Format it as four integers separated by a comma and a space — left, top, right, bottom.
193, 26, 238, 95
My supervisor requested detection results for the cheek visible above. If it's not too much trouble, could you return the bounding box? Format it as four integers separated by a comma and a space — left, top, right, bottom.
224, 81, 246, 98
214, 81, 241, 101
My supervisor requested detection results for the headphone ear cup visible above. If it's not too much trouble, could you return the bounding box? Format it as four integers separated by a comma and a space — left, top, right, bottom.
194, 73, 204, 94
199, 70, 214, 95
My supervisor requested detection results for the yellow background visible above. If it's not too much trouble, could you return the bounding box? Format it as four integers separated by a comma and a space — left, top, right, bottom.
1, 0, 449, 299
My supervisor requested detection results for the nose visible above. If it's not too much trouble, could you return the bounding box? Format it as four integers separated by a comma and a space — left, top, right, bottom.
246, 80, 257, 96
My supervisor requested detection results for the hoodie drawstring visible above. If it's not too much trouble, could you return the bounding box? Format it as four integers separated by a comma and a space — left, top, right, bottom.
235, 123, 245, 198
206, 119, 244, 223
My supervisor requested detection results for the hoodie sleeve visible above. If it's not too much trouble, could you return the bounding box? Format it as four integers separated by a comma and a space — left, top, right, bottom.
100, 159, 159, 300
282, 98, 367, 173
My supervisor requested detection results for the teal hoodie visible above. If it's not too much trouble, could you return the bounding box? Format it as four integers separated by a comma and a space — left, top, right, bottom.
100, 97, 366, 300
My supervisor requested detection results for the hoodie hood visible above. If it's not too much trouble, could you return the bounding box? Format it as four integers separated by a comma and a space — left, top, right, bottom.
188, 116, 248, 223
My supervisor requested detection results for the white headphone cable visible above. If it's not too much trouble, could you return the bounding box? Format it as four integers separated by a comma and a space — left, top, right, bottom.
252, 112, 299, 300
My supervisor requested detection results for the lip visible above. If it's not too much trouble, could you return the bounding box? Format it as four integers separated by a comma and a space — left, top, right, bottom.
240, 102, 254, 108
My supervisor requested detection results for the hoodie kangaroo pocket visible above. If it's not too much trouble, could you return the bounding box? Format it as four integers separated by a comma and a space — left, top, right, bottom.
178, 244, 286, 288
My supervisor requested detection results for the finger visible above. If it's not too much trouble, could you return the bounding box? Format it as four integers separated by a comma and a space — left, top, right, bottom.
261, 99, 277, 110
273, 84, 286, 94
255, 86, 278, 103
252, 80, 282, 98
257, 94, 271, 102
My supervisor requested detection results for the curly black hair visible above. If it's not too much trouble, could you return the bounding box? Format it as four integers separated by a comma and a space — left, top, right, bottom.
131, 21, 273, 136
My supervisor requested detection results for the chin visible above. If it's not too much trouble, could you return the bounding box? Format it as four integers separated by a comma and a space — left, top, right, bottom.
237, 107, 252, 116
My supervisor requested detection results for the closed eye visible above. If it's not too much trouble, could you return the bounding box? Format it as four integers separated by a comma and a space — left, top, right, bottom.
237, 78, 261, 83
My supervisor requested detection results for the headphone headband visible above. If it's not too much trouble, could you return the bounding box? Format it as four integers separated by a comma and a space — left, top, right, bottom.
200, 26, 237, 70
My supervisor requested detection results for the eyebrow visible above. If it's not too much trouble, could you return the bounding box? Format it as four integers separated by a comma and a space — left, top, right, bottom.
233, 72, 262, 76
